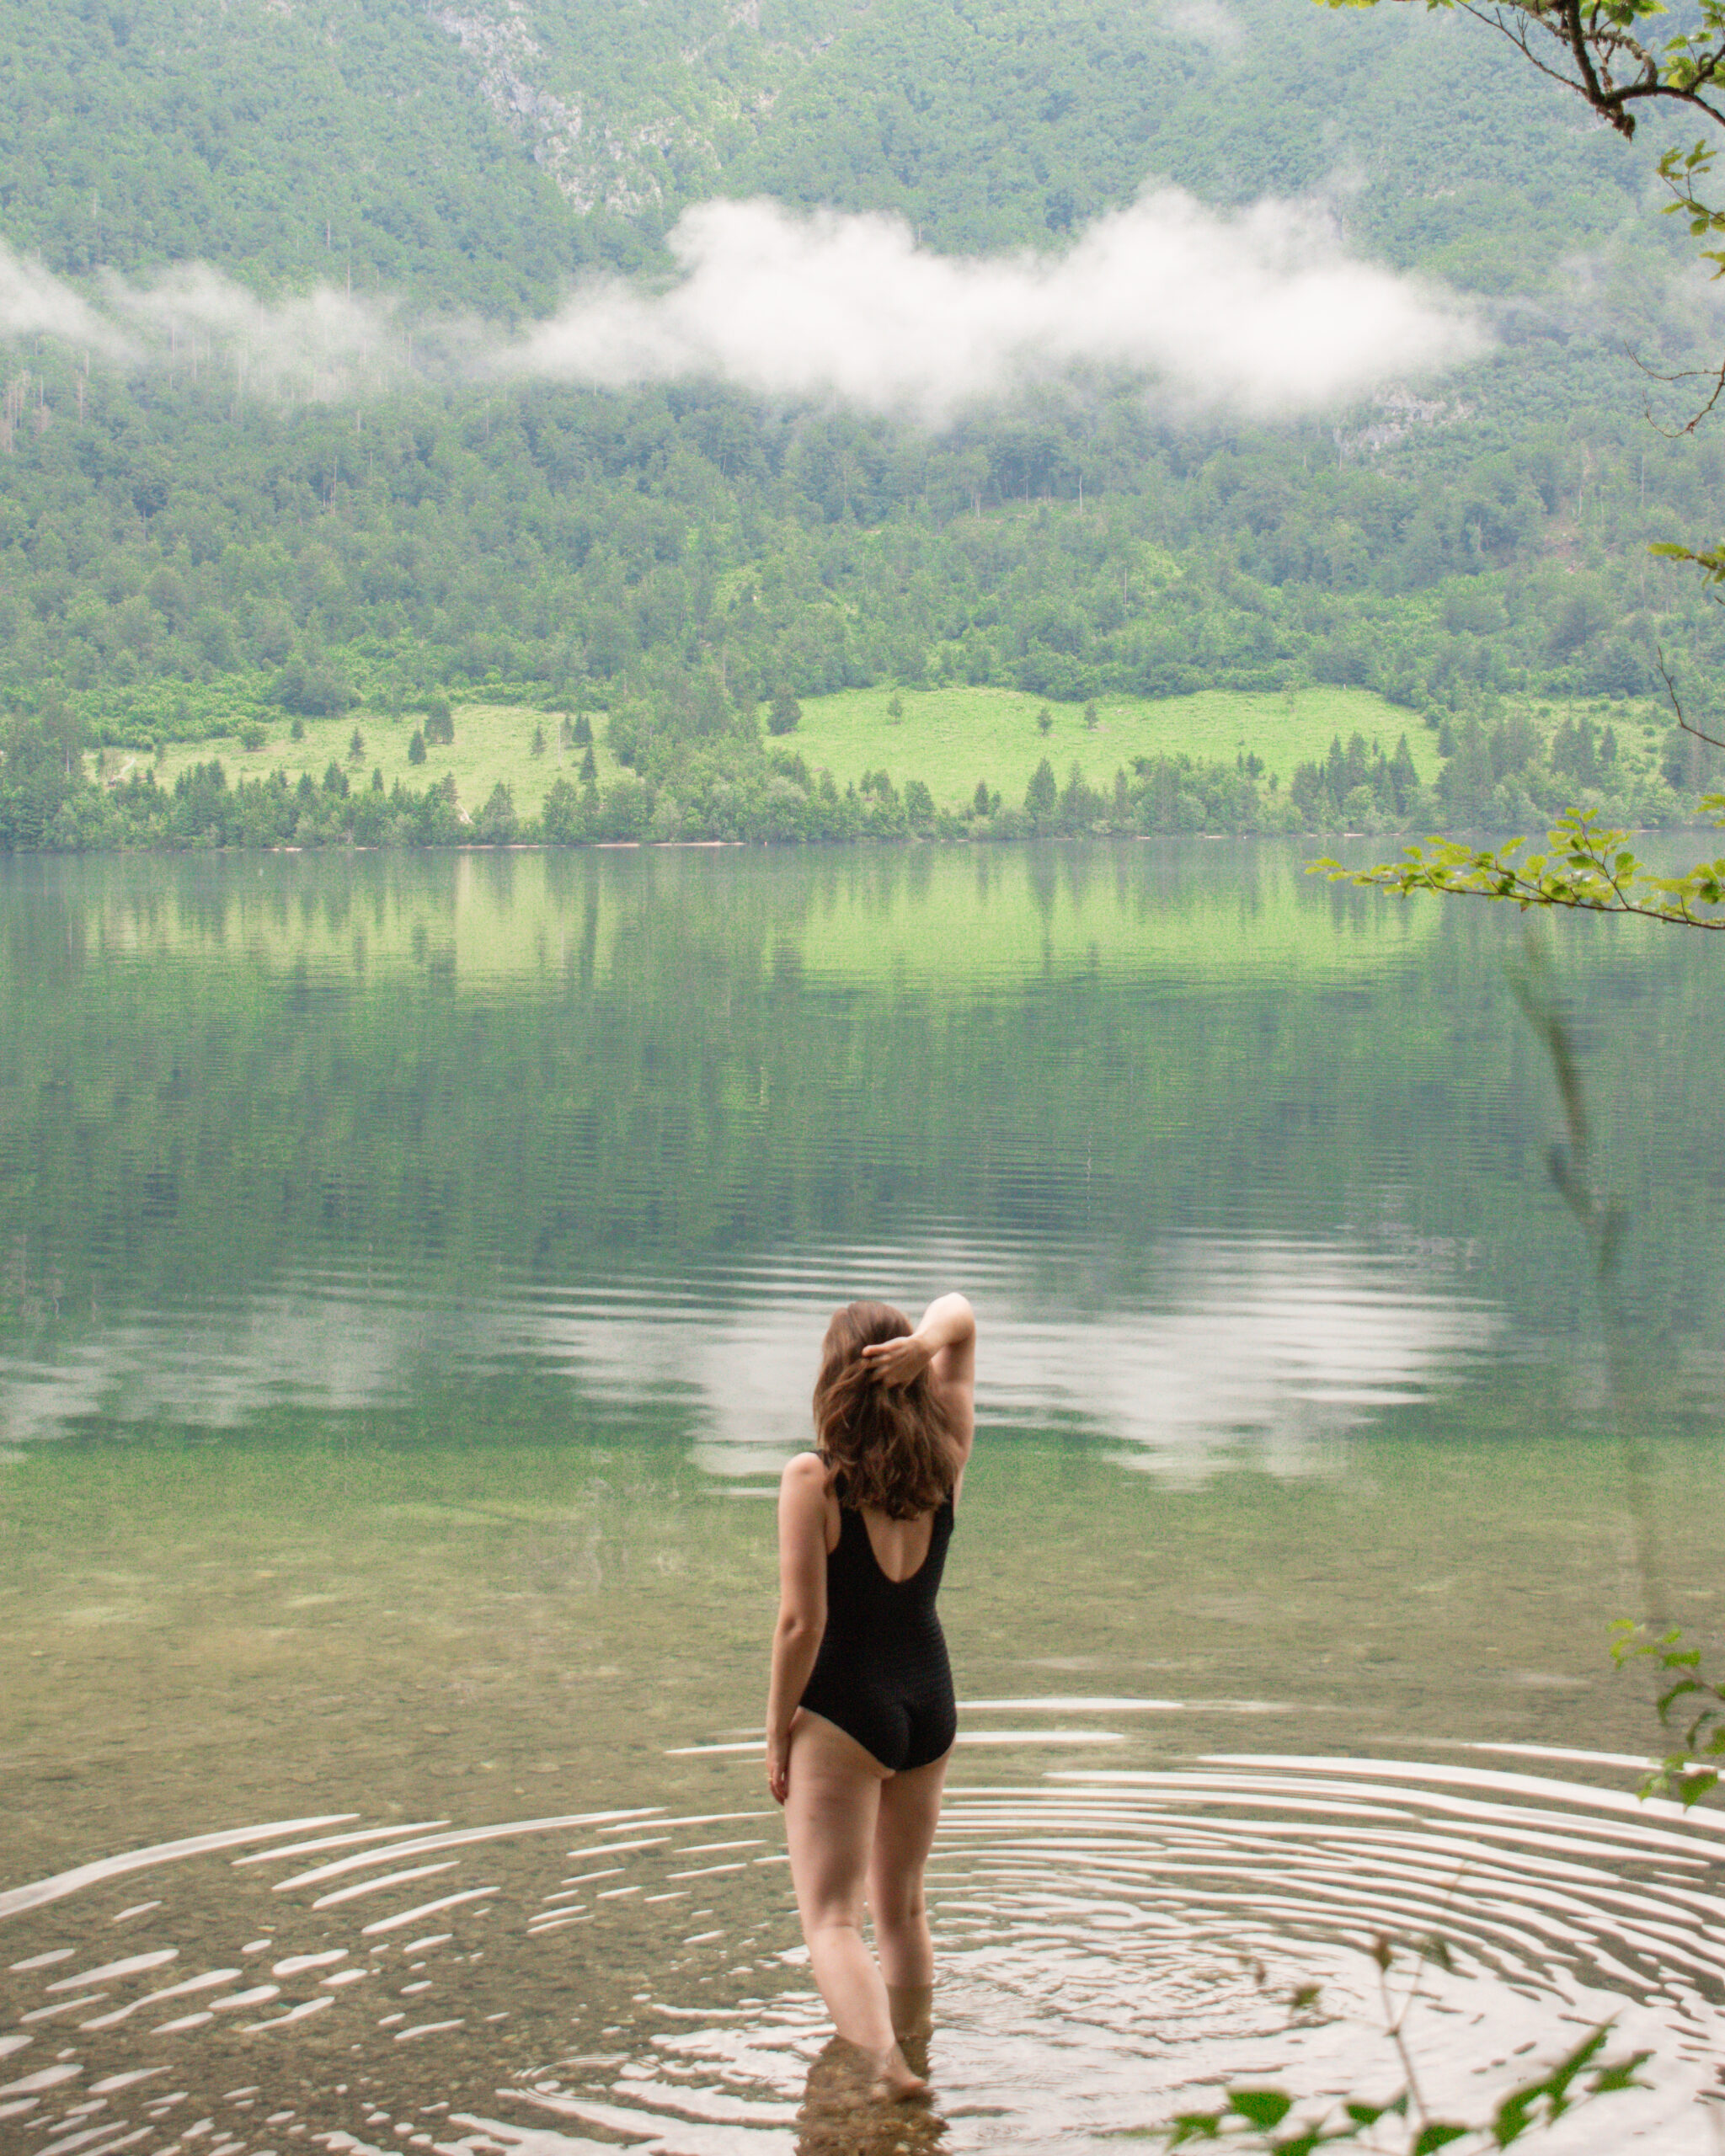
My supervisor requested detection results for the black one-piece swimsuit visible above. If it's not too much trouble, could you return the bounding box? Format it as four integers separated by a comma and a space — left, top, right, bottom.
798, 1476, 958, 1773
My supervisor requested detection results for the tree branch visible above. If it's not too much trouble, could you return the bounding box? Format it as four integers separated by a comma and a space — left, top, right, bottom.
1315, 808, 1725, 930
1656, 645, 1725, 750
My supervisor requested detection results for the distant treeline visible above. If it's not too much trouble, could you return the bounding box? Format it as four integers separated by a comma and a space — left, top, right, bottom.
3, 710, 1701, 851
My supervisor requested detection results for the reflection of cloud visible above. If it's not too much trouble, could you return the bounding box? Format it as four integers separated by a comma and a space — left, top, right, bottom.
519, 1238, 1494, 1480
0, 1294, 423, 1448
0, 1237, 1495, 1482
1004, 1243, 1496, 1480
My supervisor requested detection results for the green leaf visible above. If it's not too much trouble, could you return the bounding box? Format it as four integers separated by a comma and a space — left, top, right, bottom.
1167, 2112, 1226, 2145
1591, 2049, 1653, 2094
1412, 2125, 1469, 2153
1494, 2090, 1536, 2145
1228, 2090, 1295, 2129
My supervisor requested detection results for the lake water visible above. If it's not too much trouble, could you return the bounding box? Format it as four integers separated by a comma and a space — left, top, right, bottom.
3, 842, 1724, 2155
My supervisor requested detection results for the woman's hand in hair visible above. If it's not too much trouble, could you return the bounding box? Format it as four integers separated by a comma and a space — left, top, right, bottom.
860, 1330, 935, 1389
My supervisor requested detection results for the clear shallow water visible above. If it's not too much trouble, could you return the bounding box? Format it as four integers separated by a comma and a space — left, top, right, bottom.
3, 1755, 1723, 2153
3, 844, 1724, 2151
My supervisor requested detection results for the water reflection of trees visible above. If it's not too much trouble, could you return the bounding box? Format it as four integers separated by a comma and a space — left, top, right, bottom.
1, 848, 1718, 1359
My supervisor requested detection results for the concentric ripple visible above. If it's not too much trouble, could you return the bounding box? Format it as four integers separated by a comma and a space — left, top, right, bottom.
3, 1753, 1722, 2154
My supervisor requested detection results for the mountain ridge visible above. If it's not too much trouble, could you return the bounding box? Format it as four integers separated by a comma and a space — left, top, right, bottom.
0, 0, 1680, 305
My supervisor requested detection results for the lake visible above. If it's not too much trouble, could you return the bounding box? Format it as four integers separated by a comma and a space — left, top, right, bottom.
2, 841, 1723, 2154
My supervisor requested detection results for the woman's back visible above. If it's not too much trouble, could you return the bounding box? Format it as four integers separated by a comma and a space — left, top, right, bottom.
835, 1487, 945, 1581
800, 1473, 957, 1774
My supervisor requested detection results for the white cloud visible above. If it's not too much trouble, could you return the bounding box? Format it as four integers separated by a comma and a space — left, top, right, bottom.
0, 189, 1482, 422
507, 192, 1482, 419
1162, 0, 1245, 55
100, 259, 403, 392
0, 244, 131, 358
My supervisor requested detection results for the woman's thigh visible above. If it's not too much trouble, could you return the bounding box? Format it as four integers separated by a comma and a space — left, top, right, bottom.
869, 1748, 949, 1915
784, 1710, 889, 1925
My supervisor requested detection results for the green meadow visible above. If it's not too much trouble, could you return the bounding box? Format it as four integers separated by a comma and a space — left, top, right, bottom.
129, 684, 1434, 817
125, 702, 586, 820
119, 680, 1670, 830
785, 684, 1426, 803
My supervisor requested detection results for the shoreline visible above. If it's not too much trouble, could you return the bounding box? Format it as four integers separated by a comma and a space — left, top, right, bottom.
0, 819, 1705, 861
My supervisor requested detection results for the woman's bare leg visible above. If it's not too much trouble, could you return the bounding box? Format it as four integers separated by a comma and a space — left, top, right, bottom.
886, 1983, 932, 2050
869, 1748, 949, 1993
783, 1712, 925, 2095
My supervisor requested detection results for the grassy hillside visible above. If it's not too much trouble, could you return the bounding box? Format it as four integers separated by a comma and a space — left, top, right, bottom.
138, 683, 1425, 816
787, 685, 1423, 803
131, 680, 1675, 833
131, 701, 578, 820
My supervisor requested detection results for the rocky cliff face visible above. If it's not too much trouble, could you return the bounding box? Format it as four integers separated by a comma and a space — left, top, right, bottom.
425, 0, 854, 223
426, 0, 641, 224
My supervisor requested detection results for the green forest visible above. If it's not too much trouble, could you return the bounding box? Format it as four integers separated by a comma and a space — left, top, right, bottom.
3, 0, 1724, 850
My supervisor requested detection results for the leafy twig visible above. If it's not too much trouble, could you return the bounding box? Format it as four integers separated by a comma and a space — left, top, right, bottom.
1611, 1620, 1725, 1806
1156, 2008, 1648, 2151
1312, 808, 1725, 931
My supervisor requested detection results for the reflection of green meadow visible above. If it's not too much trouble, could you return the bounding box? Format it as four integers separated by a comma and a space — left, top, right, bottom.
46, 841, 1436, 989
8, 846, 1725, 1373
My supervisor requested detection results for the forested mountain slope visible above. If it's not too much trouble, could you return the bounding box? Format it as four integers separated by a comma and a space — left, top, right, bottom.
0, 0, 1669, 293
1, 0, 1719, 849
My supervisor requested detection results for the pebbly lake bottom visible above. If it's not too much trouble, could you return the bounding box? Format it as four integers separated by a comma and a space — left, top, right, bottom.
3, 1400, 1725, 2155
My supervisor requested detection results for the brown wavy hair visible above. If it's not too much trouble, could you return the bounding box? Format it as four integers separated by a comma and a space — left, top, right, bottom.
813, 1300, 959, 1519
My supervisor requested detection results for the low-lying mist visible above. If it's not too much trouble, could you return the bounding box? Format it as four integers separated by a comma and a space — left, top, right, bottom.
0, 188, 1482, 420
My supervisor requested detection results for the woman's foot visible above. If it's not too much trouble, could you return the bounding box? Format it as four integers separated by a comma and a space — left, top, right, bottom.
868, 2041, 929, 2101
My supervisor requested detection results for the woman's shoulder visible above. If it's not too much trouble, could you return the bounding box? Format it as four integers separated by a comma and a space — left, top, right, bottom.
780, 1449, 829, 1494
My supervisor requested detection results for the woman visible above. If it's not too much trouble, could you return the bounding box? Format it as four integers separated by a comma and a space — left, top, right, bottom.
766, 1292, 977, 2100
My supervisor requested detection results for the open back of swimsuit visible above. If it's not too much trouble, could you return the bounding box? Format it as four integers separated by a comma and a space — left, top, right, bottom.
798, 1472, 957, 1774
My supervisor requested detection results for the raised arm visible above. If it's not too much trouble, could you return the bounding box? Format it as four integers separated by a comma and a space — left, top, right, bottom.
860, 1292, 976, 1486
765, 1450, 829, 1805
